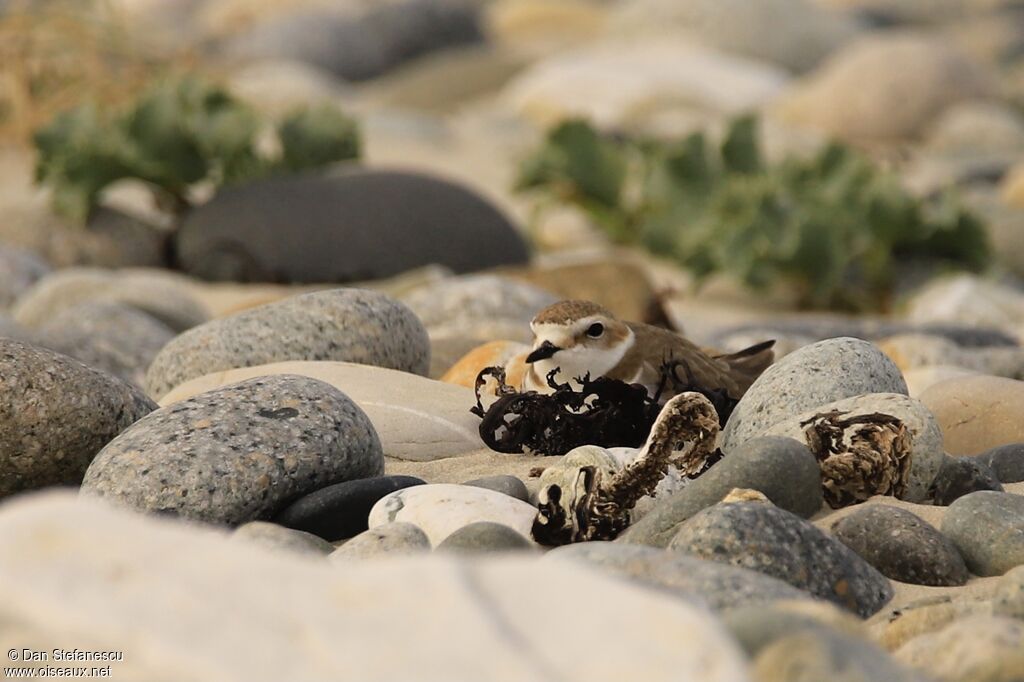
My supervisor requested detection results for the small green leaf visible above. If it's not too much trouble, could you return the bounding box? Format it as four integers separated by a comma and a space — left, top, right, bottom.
277, 104, 360, 173
721, 114, 762, 175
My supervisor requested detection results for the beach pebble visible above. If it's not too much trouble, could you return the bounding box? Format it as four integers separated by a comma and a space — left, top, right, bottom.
435, 522, 533, 554
462, 475, 531, 503
230, 521, 334, 557
330, 523, 431, 560
941, 491, 1024, 576
929, 456, 1004, 505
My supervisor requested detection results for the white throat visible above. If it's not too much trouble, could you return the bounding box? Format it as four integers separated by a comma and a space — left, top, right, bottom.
528, 325, 634, 392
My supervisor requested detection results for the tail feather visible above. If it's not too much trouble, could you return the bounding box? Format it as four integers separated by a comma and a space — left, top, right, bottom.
715, 340, 775, 394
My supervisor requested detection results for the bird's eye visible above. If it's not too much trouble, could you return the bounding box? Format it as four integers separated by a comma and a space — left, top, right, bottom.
586, 322, 605, 338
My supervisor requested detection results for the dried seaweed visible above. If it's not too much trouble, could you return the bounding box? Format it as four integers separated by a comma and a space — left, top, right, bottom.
801, 410, 914, 508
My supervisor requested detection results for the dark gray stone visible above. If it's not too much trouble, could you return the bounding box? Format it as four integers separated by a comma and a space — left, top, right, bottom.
222, 0, 482, 82
435, 521, 533, 554
144, 288, 430, 398
721, 337, 908, 450
669, 501, 893, 617
462, 475, 530, 503
619, 436, 822, 547
0, 338, 156, 498
977, 443, 1024, 483
544, 542, 814, 611
831, 505, 969, 586
273, 475, 425, 541
942, 491, 1024, 576
37, 301, 176, 387
230, 521, 334, 557
174, 171, 528, 284
81, 374, 384, 525
929, 456, 1004, 505
0, 246, 49, 309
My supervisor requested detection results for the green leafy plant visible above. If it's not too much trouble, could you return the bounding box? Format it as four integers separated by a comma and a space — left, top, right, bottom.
517, 116, 990, 311
34, 77, 361, 222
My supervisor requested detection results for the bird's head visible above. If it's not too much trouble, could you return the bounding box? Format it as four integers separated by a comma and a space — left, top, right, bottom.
526, 300, 634, 386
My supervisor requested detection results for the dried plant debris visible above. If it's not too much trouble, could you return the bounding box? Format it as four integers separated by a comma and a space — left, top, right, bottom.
532, 392, 722, 546
471, 363, 735, 457
800, 410, 913, 509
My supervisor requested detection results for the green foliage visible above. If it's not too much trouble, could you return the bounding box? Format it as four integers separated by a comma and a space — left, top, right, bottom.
34, 77, 361, 222
517, 115, 991, 311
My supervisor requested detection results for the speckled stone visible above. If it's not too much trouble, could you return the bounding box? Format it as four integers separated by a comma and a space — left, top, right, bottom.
0, 339, 155, 498
619, 437, 823, 548
763, 392, 945, 503
273, 475, 426, 541
831, 505, 969, 586
894, 616, 1024, 682
81, 375, 383, 525
0, 246, 49, 309
462, 475, 531, 503
37, 301, 176, 387
669, 501, 893, 617
230, 521, 334, 557
330, 523, 431, 560
929, 456, 1004, 505
941, 491, 1024, 576
544, 542, 813, 611
722, 338, 908, 451
977, 443, 1024, 483
144, 288, 430, 398
436, 522, 534, 554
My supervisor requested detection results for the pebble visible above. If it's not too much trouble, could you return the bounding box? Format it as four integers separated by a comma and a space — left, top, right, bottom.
368, 483, 538, 546
545, 542, 814, 611
82, 375, 383, 525
929, 456, 1004, 505
668, 501, 893, 617
619, 436, 823, 547
435, 522, 534, 554
721, 600, 867, 657
144, 289, 431, 399
273, 475, 425, 541
993, 565, 1024, 619
941, 491, 1024, 576
830, 505, 969, 586
763, 392, 946, 503
755, 629, 928, 682
920, 375, 1024, 455
230, 521, 334, 557
0, 246, 49, 309
462, 475, 530, 503
0, 338, 155, 498
871, 597, 994, 652
894, 616, 1024, 682
330, 523, 431, 560
976, 443, 1024, 483
721, 337, 908, 452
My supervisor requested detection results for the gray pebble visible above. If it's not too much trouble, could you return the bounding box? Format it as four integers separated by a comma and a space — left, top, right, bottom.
0, 246, 49, 309
976, 443, 1024, 483
619, 436, 822, 548
929, 455, 1003, 505
231, 521, 334, 556
462, 475, 530, 503
755, 629, 928, 682
82, 374, 383, 525
941, 491, 1024, 576
0, 338, 155, 498
992, 565, 1024, 619
331, 523, 431, 560
435, 521, 533, 554
144, 288, 430, 398
669, 501, 893, 617
831, 505, 968, 586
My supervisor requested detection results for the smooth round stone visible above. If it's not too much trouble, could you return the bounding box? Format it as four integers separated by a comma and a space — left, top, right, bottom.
941, 491, 1024, 576
669, 501, 893, 617
755, 629, 926, 682
894, 616, 1024, 682
13, 267, 208, 332
721, 338, 908, 452
435, 522, 533, 554
977, 443, 1024, 483
0, 246, 49, 309
37, 301, 176, 386
763, 392, 945, 503
144, 289, 430, 399
273, 475, 426, 541
462, 475, 530, 503
368, 483, 537, 546
174, 171, 528, 284
830, 505, 969, 586
993, 565, 1024, 620
544, 542, 813, 611
230, 521, 334, 557
929, 456, 1004, 505
619, 436, 823, 548
920, 375, 1024, 455
330, 523, 431, 560
82, 375, 383, 525
722, 601, 866, 657
0, 339, 156, 497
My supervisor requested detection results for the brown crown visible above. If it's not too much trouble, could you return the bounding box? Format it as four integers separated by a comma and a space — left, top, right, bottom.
532, 300, 614, 325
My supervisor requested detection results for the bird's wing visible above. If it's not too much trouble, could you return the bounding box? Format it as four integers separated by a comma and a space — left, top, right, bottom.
624, 323, 743, 398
